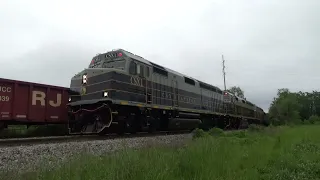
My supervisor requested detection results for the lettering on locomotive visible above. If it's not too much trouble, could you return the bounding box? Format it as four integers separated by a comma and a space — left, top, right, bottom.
31, 91, 62, 107
155, 90, 197, 104
130, 76, 144, 87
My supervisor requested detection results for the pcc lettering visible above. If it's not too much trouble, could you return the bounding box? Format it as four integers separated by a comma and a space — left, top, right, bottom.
0, 86, 11, 102
0, 86, 11, 93
31, 91, 62, 107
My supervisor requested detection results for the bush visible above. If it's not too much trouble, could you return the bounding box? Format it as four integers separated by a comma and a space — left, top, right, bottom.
192, 128, 209, 139
248, 124, 265, 132
208, 127, 224, 136
308, 115, 320, 124
0, 125, 68, 139
230, 130, 247, 138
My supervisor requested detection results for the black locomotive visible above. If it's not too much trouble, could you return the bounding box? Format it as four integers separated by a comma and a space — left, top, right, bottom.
67, 49, 266, 134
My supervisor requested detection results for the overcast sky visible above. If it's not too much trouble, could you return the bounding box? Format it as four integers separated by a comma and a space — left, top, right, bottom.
1, 0, 319, 112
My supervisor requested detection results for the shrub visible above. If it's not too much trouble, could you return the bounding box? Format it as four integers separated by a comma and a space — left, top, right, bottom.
248, 124, 264, 132
208, 127, 224, 136
192, 128, 209, 139
308, 115, 320, 124
0, 125, 68, 139
231, 130, 247, 138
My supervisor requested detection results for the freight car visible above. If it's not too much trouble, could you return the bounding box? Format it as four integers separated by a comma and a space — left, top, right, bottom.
0, 78, 69, 131
67, 49, 267, 135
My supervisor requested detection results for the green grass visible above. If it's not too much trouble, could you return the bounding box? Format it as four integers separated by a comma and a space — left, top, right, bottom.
4, 124, 320, 180
0, 124, 68, 138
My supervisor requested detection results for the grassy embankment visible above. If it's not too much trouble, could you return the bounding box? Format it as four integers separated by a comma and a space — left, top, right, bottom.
4, 124, 320, 180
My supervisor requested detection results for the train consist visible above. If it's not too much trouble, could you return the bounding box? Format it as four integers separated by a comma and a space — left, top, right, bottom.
0, 49, 267, 135
67, 49, 267, 134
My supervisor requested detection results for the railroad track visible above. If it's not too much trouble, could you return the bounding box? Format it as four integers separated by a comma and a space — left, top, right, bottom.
0, 130, 192, 147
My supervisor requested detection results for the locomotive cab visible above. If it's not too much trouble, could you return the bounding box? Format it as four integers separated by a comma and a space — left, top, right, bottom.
68, 49, 149, 104
69, 50, 131, 103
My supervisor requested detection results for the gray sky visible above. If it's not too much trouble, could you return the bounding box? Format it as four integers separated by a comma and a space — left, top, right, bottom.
1, 0, 319, 112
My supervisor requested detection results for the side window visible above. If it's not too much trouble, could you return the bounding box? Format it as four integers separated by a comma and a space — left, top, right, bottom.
184, 77, 195, 86
140, 65, 144, 77
136, 64, 145, 77
129, 61, 137, 75
136, 64, 140, 74
145, 67, 150, 77
137, 64, 141, 75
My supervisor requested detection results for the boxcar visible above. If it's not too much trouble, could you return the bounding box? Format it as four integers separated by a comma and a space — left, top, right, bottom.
0, 78, 70, 130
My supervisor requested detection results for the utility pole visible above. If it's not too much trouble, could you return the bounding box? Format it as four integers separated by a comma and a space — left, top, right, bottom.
222, 55, 228, 114
222, 55, 226, 91
312, 97, 316, 116
308, 96, 316, 117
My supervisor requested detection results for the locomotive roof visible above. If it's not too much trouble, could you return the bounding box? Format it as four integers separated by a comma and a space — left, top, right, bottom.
115, 49, 222, 92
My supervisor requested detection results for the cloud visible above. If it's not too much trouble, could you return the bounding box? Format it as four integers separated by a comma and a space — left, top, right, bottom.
0, 41, 94, 87
1, 0, 319, 112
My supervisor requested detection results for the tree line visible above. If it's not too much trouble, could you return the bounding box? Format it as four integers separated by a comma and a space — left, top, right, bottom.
268, 88, 320, 125
228, 86, 320, 125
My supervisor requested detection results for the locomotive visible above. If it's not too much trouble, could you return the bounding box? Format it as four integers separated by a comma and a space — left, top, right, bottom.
67, 49, 266, 134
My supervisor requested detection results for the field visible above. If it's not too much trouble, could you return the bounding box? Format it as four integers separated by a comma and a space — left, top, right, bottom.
3, 124, 320, 180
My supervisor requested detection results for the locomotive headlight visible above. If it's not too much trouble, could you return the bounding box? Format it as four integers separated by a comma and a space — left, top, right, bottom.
103, 91, 108, 97
82, 74, 87, 84
68, 97, 71, 102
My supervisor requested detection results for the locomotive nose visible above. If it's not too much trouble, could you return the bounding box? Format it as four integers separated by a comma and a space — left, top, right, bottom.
69, 68, 115, 103
70, 68, 96, 86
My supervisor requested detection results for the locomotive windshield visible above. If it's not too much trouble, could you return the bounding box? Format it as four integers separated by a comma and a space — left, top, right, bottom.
89, 53, 126, 70
89, 54, 103, 68
101, 59, 126, 70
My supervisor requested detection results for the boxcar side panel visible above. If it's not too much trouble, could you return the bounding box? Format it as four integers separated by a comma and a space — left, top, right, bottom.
13, 84, 29, 121
45, 87, 69, 123
0, 83, 14, 120
0, 78, 69, 124
29, 85, 47, 122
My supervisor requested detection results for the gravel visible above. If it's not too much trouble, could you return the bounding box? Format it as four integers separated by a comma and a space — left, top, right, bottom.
0, 133, 192, 173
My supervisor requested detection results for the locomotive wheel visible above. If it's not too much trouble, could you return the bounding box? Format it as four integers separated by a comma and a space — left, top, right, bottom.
239, 118, 249, 129
116, 115, 138, 135
126, 115, 138, 134
147, 116, 157, 133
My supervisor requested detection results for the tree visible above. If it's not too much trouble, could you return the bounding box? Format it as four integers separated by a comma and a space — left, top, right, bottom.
227, 86, 244, 98
268, 88, 320, 125
268, 88, 301, 125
